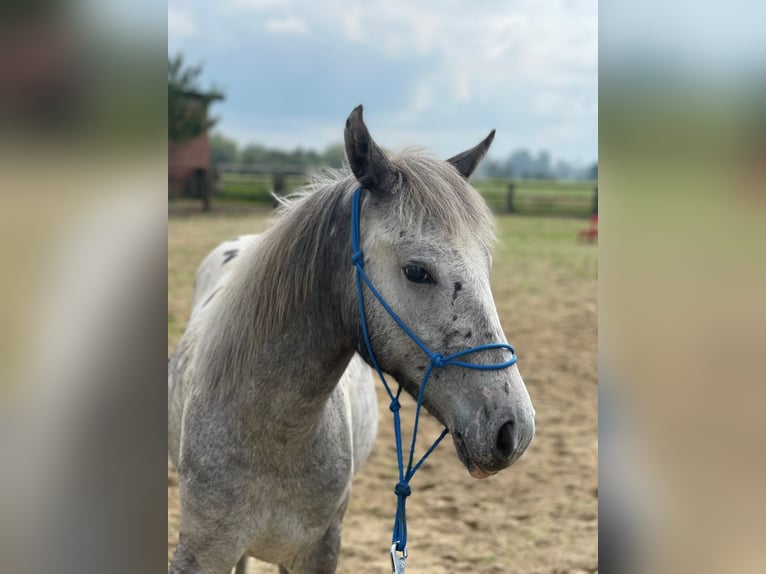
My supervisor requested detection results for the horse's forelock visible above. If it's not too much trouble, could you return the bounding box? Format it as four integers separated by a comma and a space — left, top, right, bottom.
275, 150, 495, 250
387, 150, 495, 248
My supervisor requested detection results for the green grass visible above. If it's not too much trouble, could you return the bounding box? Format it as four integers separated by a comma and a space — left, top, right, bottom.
218, 173, 310, 202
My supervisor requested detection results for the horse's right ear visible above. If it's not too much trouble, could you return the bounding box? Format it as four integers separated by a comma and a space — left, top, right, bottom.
344, 105, 397, 191
447, 129, 496, 179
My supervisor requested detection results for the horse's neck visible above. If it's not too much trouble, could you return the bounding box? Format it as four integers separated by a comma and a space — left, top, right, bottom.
201, 186, 357, 439
245, 291, 354, 411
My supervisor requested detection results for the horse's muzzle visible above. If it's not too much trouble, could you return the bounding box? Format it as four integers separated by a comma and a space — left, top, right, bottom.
453, 410, 535, 478
492, 416, 534, 468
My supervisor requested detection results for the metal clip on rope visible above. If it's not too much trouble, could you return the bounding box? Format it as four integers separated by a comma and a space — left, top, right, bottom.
390, 543, 407, 574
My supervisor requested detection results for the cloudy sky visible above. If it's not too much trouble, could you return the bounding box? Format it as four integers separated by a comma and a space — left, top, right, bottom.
168, 0, 597, 166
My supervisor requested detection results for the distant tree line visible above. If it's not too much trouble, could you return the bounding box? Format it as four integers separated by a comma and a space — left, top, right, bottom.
211, 133, 346, 170
480, 149, 597, 181
211, 132, 597, 181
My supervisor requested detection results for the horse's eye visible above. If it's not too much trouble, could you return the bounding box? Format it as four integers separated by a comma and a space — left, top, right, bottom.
403, 264, 434, 284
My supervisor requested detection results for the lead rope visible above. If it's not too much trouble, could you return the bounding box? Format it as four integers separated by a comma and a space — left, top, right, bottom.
350, 187, 518, 573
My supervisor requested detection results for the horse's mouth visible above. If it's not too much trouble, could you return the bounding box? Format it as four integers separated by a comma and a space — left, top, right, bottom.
452, 430, 496, 480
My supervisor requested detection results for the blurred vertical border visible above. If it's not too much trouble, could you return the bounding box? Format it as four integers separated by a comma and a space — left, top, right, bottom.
601, 1, 766, 572
0, 1, 167, 573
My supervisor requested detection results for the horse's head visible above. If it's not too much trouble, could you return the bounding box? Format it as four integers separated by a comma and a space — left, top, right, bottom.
344, 106, 535, 478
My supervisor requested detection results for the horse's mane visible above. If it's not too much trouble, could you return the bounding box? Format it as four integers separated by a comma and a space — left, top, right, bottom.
193, 149, 495, 392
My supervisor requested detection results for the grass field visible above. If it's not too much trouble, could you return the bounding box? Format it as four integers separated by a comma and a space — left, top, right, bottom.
168, 198, 598, 572
215, 172, 597, 218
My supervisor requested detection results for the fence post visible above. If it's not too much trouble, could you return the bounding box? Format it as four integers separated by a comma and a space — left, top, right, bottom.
592, 184, 598, 216
506, 181, 516, 213
272, 173, 286, 208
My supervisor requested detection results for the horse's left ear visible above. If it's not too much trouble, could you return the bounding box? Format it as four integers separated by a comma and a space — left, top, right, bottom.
447, 129, 496, 179
344, 105, 398, 192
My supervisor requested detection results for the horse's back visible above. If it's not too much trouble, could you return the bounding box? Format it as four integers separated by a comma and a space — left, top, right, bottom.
191, 234, 263, 313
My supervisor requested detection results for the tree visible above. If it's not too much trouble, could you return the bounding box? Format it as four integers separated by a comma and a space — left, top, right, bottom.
241, 144, 267, 165
555, 160, 574, 180
210, 133, 239, 165
322, 143, 347, 168
168, 54, 224, 141
533, 150, 553, 179
510, 149, 533, 179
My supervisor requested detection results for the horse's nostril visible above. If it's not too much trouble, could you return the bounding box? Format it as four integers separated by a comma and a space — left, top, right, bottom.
496, 420, 516, 459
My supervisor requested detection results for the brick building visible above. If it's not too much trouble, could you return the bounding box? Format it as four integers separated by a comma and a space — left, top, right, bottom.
168, 91, 217, 208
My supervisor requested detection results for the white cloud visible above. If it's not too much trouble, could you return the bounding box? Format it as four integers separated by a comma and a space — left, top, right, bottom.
229, 0, 289, 11
308, 0, 597, 120
168, 6, 196, 39
265, 17, 308, 35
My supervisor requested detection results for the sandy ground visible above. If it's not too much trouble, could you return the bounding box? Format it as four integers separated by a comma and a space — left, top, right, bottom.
168, 206, 597, 573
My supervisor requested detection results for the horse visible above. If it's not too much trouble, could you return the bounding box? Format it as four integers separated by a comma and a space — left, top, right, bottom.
168, 105, 535, 573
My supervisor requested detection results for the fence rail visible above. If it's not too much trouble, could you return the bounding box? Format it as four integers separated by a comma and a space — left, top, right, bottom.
505, 181, 598, 216
477, 179, 597, 217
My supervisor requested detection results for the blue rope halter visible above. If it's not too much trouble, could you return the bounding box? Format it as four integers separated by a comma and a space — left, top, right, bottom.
350, 187, 518, 562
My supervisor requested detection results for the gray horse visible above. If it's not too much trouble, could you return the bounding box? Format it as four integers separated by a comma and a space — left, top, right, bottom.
168, 106, 535, 573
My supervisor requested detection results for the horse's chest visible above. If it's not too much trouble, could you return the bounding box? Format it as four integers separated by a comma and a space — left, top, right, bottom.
245, 464, 352, 562
245, 402, 355, 561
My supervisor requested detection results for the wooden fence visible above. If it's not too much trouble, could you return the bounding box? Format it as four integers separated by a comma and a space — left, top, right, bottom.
213, 167, 598, 218
475, 179, 597, 217
216, 164, 310, 205
506, 181, 598, 216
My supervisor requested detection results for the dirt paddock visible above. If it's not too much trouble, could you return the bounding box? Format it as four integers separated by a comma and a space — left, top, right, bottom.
168, 202, 597, 573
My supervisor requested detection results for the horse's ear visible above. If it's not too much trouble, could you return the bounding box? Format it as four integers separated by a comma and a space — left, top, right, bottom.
344, 105, 397, 191
447, 129, 496, 179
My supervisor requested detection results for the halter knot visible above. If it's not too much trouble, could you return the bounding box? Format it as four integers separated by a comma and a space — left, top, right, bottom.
351, 251, 364, 267
394, 481, 411, 497
431, 354, 446, 368
389, 399, 401, 413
